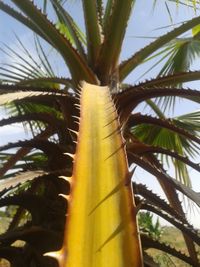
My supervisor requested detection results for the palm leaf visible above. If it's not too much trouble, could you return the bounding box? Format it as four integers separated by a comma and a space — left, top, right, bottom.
82, 0, 101, 66
130, 112, 200, 184
9, 0, 97, 84
97, 0, 134, 84
119, 15, 200, 81
129, 153, 200, 207
0, 171, 46, 192
50, 0, 86, 57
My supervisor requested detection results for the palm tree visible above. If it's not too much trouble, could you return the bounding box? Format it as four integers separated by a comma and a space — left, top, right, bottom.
0, 1, 200, 266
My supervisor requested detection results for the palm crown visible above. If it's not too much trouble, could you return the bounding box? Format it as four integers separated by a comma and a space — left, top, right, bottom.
0, 1, 200, 266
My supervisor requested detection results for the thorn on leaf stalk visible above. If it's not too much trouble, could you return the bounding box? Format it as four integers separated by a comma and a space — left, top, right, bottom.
76, 91, 82, 97
124, 167, 136, 186
74, 96, 81, 102
72, 115, 80, 121
74, 103, 80, 107
43, 250, 61, 262
103, 116, 118, 127
71, 116, 80, 125
73, 120, 80, 126
68, 128, 78, 136
44, 249, 66, 266
59, 193, 70, 201
130, 166, 137, 177
108, 108, 118, 116
105, 141, 126, 160
64, 152, 75, 160
58, 176, 71, 183
103, 126, 121, 139
135, 200, 145, 214
105, 104, 115, 111
74, 104, 80, 110
77, 83, 83, 93
104, 98, 114, 106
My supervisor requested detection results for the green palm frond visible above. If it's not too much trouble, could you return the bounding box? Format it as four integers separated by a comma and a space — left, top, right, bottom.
154, 0, 200, 9
0, 171, 46, 192
130, 110, 200, 184
50, 0, 86, 57
3, 0, 97, 84
174, 109, 200, 132
168, 0, 200, 9
119, 15, 200, 81
0, 32, 66, 86
155, 37, 200, 111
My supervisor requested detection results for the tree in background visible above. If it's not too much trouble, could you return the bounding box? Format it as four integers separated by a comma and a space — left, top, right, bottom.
0, 0, 200, 266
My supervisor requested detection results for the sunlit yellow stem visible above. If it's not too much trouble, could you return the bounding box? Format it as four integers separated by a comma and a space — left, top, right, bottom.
46, 82, 143, 267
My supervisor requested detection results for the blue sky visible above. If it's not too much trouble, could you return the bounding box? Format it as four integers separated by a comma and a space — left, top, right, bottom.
0, 0, 200, 227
